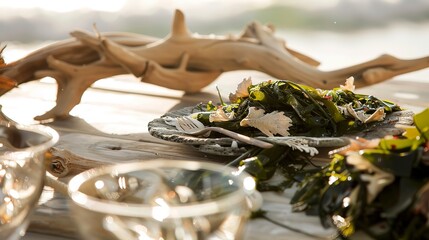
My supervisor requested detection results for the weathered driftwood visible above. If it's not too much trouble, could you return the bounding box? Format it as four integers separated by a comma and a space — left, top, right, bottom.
1, 9, 428, 120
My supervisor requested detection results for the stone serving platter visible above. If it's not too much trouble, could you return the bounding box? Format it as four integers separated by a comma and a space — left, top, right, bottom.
148, 105, 415, 156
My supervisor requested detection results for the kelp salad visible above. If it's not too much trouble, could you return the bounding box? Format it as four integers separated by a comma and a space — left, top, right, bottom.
184, 77, 405, 183
159, 77, 426, 239
191, 77, 400, 138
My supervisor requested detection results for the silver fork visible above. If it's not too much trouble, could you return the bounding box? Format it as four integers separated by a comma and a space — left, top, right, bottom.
175, 116, 274, 149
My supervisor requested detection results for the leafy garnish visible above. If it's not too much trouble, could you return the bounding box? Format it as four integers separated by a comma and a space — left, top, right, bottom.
291, 108, 429, 239
239, 107, 292, 137
229, 77, 252, 103
195, 78, 401, 138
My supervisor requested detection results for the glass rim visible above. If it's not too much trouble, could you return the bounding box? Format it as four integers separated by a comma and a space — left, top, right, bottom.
1, 122, 59, 158
68, 160, 254, 218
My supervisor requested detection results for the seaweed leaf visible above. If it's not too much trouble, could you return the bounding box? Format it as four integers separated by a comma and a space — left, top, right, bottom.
240, 107, 292, 137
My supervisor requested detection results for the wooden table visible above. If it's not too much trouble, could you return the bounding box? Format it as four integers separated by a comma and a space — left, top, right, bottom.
1, 64, 428, 239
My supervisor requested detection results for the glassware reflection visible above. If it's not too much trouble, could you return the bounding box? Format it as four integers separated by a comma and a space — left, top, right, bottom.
69, 160, 262, 240
0, 122, 59, 240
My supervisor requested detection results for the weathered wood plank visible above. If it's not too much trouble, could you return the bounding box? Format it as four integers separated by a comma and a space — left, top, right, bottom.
46, 133, 228, 177
28, 186, 76, 238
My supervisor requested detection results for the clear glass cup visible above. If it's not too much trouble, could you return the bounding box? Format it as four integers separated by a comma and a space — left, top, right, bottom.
68, 160, 262, 240
0, 121, 59, 240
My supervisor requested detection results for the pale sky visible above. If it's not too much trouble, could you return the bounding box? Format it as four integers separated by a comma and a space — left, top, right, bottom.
0, 0, 127, 12
0, 0, 405, 14
0, 0, 340, 14
0, 0, 413, 22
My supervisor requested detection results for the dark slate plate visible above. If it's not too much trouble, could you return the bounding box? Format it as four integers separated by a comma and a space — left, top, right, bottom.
148, 105, 414, 156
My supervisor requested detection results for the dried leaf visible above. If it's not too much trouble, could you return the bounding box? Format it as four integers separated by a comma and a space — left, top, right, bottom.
340, 76, 355, 92
364, 107, 386, 123
240, 107, 292, 137
209, 108, 235, 122
275, 138, 319, 156
0, 76, 17, 91
229, 77, 252, 102
346, 104, 386, 123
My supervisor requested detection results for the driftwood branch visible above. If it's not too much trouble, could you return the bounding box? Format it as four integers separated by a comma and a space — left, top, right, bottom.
1, 9, 428, 120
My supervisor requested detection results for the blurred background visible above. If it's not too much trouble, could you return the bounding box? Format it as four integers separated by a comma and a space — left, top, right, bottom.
1, 0, 429, 79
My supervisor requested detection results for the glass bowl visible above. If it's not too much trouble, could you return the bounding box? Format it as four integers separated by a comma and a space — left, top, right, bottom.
68, 159, 262, 240
0, 122, 59, 239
